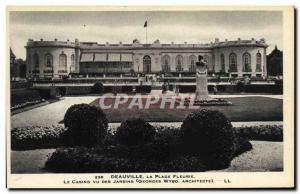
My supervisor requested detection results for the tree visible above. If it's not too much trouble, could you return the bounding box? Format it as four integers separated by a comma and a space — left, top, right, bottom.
267, 46, 283, 76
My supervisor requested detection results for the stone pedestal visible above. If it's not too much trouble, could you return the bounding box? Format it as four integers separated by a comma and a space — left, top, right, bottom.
195, 59, 210, 101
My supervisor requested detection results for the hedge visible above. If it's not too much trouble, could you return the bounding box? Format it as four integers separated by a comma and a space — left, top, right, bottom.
234, 125, 283, 141
11, 124, 283, 151
11, 125, 67, 150
45, 127, 251, 172
135, 86, 151, 93
11, 89, 43, 109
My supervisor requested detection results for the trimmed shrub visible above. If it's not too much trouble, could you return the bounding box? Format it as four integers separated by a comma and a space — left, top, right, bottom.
44, 124, 253, 173
232, 134, 252, 157
91, 82, 104, 94
63, 104, 108, 146
181, 109, 235, 169
115, 118, 156, 146
11, 125, 66, 150
236, 81, 245, 92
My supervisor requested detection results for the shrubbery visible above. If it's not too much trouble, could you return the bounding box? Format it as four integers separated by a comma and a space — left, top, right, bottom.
11, 125, 66, 150
115, 118, 156, 146
11, 89, 43, 109
11, 124, 281, 151
181, 109, 235, 169
235, 125, 283, 141
45, 146, 208, 173
135, 86, 151, 93
90, 82, 104, 94
63, 104, 108, 146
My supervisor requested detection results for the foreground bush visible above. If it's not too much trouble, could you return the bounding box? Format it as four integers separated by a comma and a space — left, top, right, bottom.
44, 126, 252, 173
11, 125, 66, 150
181, 109, 235, 169
115, 118, 156, 146
90, 82, 104, 94
63, 104, 108, 146
45, 146, 207, 173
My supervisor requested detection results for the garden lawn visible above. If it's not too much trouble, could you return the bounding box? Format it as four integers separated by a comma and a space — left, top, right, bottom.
90, 96, 283, 122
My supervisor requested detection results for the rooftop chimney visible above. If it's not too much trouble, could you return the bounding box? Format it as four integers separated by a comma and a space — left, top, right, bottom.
215, 38, 219, 43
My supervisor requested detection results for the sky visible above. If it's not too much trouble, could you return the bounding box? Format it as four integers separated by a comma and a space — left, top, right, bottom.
9, 11, 283, 59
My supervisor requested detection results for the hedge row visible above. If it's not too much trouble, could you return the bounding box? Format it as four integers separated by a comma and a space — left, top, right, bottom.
234, 125, 283, 141
178, 84, 283, 94
11, 125, 67, 150
11, 124, 282, 150
11, 89, 43, 108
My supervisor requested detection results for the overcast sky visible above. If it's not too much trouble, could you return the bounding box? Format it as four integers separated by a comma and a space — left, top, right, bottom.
9, 11, 283, 59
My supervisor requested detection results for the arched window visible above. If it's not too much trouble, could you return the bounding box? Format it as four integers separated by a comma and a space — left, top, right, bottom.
243, 52, 251, 72
143, 55, 151, 73
175, 55, 183, 72
189, 55, 197, 72
161, 55, 170, 72
33, 53, 39, 69
256, 52, 262, 72
229, 53, 237, 72
59, 52, 67, 69
220, 54, 225, 72
44, 53, 53, 68
71, 54, 75, 72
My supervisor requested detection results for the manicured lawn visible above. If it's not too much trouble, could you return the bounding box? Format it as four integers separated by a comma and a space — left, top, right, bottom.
89, 96, 283, 122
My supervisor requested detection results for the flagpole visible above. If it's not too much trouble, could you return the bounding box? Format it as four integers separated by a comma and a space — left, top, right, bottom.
146, 26, 148, 44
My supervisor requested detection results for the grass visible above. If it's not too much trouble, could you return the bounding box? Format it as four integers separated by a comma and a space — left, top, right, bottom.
89, 96, 283, 122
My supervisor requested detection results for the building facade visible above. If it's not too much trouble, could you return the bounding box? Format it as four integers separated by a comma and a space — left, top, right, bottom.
25, 38, 268, 79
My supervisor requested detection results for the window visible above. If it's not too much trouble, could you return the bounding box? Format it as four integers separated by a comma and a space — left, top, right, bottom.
175, 55, 183, 72
143, 55, 151, 73
243, 52, 251, 72
229, 53, 237, 72
33, 53, 39, 69
44, 53, 53, 68
161, 55, 170, 72
189, 55, 197, 72
256, 52, 262, 72
59, 52, 67, 69
220, 54, 225, 72
71, 54, 75, 72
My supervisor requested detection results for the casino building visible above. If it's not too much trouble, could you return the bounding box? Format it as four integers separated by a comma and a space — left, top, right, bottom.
25, 38, 268, 79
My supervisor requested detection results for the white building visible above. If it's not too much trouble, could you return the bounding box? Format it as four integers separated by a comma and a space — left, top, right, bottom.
25, 38, 268, 79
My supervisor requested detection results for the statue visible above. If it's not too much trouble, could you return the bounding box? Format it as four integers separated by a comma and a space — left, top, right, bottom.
195, 55, 210, 101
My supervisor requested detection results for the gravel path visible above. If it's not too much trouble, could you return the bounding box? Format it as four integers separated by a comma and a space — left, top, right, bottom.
10, 141, 283, 173
11, 96, 99, 128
